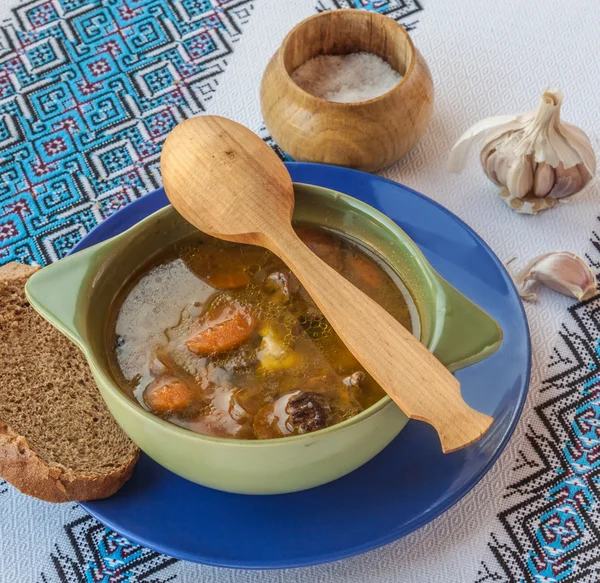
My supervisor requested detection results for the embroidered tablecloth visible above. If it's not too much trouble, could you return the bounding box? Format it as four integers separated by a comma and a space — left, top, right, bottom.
1, 0, 599, 581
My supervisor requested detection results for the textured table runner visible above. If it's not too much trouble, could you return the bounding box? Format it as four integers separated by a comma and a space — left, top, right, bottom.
1, 0, 599, 581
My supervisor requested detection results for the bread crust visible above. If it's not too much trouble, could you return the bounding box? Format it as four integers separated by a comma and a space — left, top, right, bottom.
0, 422, 138, 502
0, 262, 139, 502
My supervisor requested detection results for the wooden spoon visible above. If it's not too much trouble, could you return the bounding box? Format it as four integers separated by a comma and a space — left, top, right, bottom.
160, 116, 493, 453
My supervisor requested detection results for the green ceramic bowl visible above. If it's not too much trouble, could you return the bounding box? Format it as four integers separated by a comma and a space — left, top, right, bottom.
25, 184, 502, 495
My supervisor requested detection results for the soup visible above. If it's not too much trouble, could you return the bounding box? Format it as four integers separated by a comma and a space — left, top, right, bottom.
108, 226, 414, 439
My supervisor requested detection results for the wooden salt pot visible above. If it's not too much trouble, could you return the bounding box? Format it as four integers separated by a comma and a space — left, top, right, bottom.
260, 10, 434, 173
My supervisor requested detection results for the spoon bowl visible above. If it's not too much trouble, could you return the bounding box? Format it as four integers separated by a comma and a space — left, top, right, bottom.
161, 116, 295, 245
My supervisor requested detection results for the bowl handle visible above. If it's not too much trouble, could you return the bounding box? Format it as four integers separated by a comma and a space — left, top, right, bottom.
25, 246, 102, 350
431, 278, 503, 372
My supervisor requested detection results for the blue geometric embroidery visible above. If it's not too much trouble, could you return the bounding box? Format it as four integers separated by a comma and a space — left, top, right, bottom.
316, 0, 424, 30
0, 0, 256, 266
39, 513, 178, 582
258, 125, 293, 162
477, 282, 600, 582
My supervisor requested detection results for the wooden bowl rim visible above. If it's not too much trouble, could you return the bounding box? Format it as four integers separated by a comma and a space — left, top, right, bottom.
277, 9, 417, 108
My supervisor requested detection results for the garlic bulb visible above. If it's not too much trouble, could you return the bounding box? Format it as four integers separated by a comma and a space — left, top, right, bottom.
508, 252, 597, 301
448, 89, 596, 214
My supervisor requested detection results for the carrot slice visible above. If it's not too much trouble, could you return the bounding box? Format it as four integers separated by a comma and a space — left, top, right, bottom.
144, 376, 195, 414
186, 301, 257, 355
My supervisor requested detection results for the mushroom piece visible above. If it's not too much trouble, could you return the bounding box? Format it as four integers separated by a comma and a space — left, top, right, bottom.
253, 389, 333, 438
286, 391, 331, 433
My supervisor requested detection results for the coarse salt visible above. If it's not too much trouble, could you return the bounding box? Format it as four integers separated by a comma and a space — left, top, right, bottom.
291, 52, 402, 103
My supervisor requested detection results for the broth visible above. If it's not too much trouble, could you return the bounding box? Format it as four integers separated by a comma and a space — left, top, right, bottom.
108, 225, 414, 439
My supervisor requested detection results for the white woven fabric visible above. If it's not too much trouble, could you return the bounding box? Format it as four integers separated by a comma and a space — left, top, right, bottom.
1, 0, 599, 581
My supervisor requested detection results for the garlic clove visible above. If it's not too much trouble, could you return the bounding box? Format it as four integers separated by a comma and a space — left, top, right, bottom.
480, 141, 495, 170
533, 162, 555, 197
510, 252, 597, 301
506, 155, 534, 198
579, 163, 593, 188
481, 136, 512, 186
483, 149, 511, 187
483, 151, 501, 185
548, 162, 585, 199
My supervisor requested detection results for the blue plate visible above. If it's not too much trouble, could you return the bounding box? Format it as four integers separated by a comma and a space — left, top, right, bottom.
75, 163, 530, 569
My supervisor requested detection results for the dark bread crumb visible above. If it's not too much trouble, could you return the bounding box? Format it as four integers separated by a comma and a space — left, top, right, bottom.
0, 263, 139, 502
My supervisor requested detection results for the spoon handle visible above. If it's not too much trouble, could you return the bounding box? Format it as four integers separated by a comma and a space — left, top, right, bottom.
269, 228, 493, 453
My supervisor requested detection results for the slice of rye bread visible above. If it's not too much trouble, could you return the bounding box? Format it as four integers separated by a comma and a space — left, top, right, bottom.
0, 262, 139, 502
